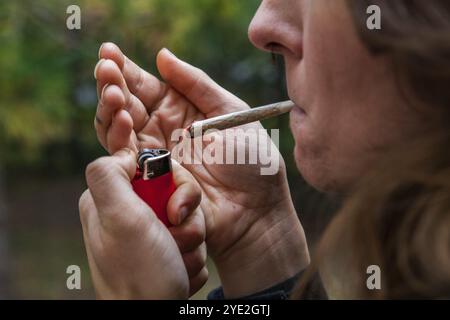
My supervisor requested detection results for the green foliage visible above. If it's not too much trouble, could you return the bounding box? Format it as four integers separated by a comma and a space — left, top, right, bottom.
0, 0, 295, 174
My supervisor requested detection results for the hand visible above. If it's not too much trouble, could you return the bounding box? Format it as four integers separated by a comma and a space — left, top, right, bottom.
94, 42, 309, 297
79, 148, 207, 299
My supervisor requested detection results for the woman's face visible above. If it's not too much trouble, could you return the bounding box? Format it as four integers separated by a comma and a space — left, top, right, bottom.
249, 0, 423, 192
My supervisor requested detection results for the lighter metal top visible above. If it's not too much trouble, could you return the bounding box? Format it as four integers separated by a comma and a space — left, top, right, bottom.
137, 149, 172, 180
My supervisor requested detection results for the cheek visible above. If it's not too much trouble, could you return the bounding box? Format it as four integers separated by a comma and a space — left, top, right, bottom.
288, 0, 424, 192
287, 1, 386, 190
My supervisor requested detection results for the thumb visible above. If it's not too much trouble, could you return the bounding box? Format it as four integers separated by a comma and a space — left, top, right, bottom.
156, 48, 249, 117
167, 160, 202, 226
85, 148, 151, 233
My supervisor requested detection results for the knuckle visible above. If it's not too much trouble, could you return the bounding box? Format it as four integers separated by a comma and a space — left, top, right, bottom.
181, 188, 201, 210
85, 157, 110, 186
187, 221, 205, 245
135, 69, 145, 94
184, 249, 207, 276
176, 175, 202, 207
103, 202, 151, 238
196, 67, 208, 80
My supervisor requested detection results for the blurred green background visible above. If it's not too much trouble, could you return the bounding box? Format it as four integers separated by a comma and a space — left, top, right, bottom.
0, 0, 337, 299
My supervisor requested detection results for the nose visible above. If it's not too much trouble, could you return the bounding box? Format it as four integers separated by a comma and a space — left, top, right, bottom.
248, 2, 277, 52
248, 1, 303, 58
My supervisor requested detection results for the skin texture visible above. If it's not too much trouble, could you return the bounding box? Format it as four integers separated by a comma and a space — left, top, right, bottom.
91, 44, 309, 298
249, 0, 424, 192
80, 0, 426, 299
79, 150, 207, 298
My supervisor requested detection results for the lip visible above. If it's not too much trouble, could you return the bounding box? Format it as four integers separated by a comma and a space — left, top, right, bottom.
291, 107, 306, 125
295, 104, 306, 114
287, 90, 306, 115
291, 103, 307, 117
290, 101, 307, 130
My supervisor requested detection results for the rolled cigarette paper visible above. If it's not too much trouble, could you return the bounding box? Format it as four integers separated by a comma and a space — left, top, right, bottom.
187, 100, 295, 138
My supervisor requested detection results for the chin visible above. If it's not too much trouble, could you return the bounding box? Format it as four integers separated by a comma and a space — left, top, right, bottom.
294, 147, 345, 194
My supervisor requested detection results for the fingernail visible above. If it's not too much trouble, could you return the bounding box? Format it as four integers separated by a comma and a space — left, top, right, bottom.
94, 58, 105, 79
178, 206, 189, 225
98, 43, 105, 59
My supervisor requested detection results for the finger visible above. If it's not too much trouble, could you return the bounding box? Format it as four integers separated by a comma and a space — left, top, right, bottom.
167, 183, 201, 226
85, 148, 137, 207
95, 58, 119, 98
169, 208, 205, 253
99, 42, 167, 111
156, 48, 249, 117
189, 267, 209, 297
106, 109, 139, 154
85, 149, 154, 234
182, 243, 207, 277
167, 161, 202, 225
95, 84, 126, 149
95, 59, 150, 135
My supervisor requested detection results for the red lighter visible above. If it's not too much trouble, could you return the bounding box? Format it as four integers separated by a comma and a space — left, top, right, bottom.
131, 149, 176, 227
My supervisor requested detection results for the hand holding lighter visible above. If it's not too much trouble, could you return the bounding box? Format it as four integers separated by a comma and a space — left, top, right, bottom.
131, 149, 176, 227
130, 100, 294, 226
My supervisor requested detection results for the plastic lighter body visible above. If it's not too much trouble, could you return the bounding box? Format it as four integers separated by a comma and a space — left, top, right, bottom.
131, 149, 176, 227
